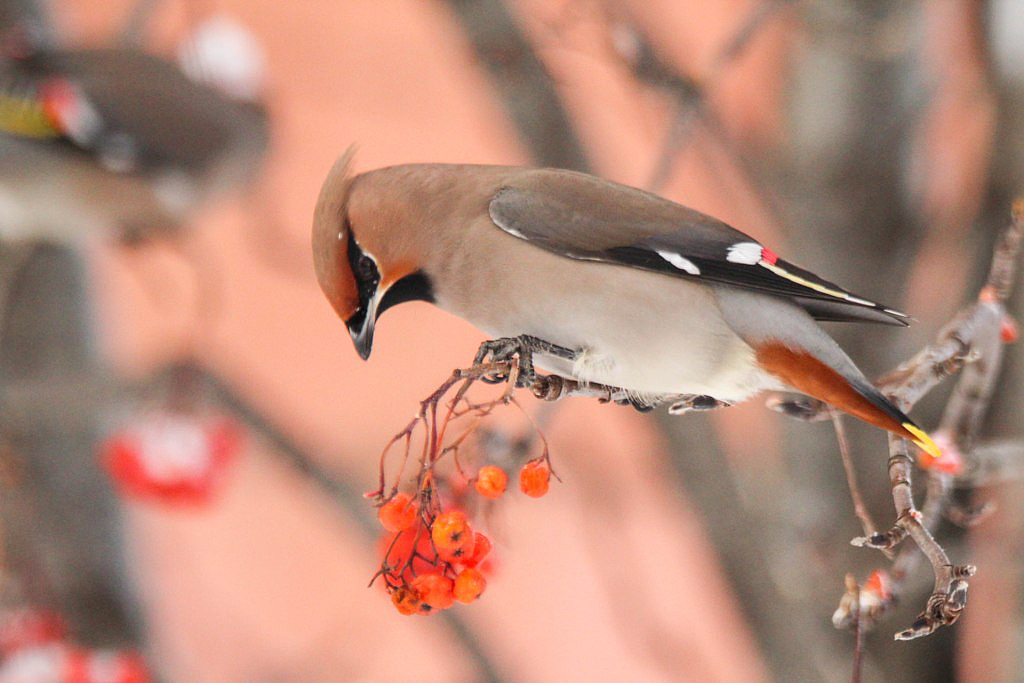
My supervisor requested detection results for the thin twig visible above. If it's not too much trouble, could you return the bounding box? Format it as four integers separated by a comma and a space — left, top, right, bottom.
636, 0, 797, 191
851, 579, 863, 683
831, 409, 885, 554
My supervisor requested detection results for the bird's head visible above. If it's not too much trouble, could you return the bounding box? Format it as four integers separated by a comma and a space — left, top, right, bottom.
312, 149, 435, 360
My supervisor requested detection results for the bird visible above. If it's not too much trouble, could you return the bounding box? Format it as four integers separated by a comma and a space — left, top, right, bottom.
312, 150, 941, 462
0, 16, 268, 244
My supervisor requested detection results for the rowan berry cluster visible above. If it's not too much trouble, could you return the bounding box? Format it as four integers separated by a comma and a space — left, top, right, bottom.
374, 455, 552, 616
377, 502, 489, 615
369, 362, 558, 615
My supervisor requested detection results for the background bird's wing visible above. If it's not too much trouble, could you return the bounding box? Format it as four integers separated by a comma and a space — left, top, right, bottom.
488, 168, 908, 326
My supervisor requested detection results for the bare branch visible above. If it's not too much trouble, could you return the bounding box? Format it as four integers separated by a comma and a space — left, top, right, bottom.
829, 203, 1023, 639
441, 0, 592, 172
831, 410, 884, 550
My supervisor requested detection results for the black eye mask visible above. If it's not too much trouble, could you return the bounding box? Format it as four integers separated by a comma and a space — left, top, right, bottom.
345, 227, 434, 327
345, 227, 378, 331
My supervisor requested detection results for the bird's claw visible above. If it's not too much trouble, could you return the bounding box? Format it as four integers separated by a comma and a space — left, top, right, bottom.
668, 395, 732, 414
473, 335, 576, 388
473, 336, 537, 387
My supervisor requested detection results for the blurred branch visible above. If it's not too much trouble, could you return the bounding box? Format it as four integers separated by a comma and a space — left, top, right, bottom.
0, 246, 143, 648
655, 410, 829, 681
611, 0, 796, 191
441, 0, 592, 172
157, 361, 507, 683
117, 0, 162, 47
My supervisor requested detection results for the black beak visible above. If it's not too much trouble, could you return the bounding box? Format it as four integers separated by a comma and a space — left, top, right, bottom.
341, 269, 435, 361
346, 297, 378, 360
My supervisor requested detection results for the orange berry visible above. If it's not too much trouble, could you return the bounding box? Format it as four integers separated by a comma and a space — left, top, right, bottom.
865, 570, 892, 601
431, 510, 472, 551
1001, 316, 1019, 344
378, 493, 418, 532
453, 568, 487, 604
519, 459, 550, 497
412, 573, 455, 612
381, 529, 437, 585
438, 529, 476, 563
381, 529, 415, 566
474, 466, 508, 499
463, 531, 491, 567
391, 586, 420, 615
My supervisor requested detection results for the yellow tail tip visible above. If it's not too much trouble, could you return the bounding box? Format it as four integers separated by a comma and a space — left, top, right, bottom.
902, 422, 942, 460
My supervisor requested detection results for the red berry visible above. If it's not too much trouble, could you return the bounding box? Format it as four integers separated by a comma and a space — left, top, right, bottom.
453, 568, 487, 604
474, 466, 508, 499
437, 528, 476, 563
99, 412, 241, 507
380, 529, 437, 585
431, 510, 472, 552
463, 532, 492, 568
411, 573, 455, 613
519, 459, 550, 497
1001, 316, 1019, 344
865, 570, 892, 601
391, 587, 421, 615
378, 493, 418, 532
0, 608, 67, 656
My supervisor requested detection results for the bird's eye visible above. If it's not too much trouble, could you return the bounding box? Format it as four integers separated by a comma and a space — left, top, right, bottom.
356, 254, 377, 281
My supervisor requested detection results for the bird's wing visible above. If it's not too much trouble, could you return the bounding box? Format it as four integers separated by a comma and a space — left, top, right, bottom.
488, 168, 908, 326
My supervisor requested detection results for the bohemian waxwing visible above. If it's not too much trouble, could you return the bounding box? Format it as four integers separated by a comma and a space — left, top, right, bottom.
0, 19, 268, 244
312, 151, 941, 461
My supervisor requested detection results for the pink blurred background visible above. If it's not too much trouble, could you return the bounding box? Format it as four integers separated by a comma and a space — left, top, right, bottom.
4, 1, 1023, 681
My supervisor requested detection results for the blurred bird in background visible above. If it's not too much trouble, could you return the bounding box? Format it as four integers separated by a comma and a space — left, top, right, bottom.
0, 3, 272, 671
0, 2, 269, 246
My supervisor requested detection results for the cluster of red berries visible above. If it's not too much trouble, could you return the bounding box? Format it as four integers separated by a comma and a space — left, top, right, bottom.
99, 411, 242, 507
473, 459, 551, 499
0, 607, 149, 682
375, 458, 551, 616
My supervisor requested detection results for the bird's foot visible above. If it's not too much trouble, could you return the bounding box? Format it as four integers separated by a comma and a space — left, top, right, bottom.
612, 395, 657, 413
764, 393, 830, 421
668, 395, 733, 414
473, 335, 576, 388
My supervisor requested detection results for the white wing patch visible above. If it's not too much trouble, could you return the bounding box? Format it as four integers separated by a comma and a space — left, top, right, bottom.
656, 250, 701, 275
726, 241, 763, 264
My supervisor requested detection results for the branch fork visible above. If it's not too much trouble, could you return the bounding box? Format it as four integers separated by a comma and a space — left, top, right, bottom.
826, 203, 1022, 640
